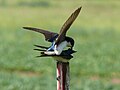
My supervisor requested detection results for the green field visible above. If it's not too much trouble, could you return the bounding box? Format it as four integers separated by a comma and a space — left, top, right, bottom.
0, 0, 120, 90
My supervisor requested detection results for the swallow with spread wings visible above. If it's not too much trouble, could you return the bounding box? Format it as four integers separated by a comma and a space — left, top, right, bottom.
23, 7, 81, 56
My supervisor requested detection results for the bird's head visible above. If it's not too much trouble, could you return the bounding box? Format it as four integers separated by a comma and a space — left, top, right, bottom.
65, 37, 74, 49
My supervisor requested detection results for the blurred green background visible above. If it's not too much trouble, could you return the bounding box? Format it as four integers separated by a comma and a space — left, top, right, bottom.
0, 0, 120, 90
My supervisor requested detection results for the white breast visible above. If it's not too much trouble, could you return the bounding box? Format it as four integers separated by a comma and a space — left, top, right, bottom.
54, 41, 67, 55
44, 41, 68, 55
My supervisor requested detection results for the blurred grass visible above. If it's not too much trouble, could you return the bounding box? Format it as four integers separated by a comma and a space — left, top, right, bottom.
0, 0, 120, 90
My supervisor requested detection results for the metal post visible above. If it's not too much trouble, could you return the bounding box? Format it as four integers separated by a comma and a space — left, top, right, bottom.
57, 61, 70, 90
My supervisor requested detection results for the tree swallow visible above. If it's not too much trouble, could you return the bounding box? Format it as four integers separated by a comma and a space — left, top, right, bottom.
23, 7, 82, 55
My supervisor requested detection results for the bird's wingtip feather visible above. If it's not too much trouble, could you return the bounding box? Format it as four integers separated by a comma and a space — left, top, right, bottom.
77, 6, 82, 11
23, 27, 29, 29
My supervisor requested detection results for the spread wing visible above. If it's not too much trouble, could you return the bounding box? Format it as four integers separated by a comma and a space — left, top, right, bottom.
55, 7, 82, 45
23, 27, 58, 42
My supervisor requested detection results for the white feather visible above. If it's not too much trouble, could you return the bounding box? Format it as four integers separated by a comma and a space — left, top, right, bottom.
44, 41, 67, 55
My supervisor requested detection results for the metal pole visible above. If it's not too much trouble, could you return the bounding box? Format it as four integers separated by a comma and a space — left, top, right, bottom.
57, 61, 70, 90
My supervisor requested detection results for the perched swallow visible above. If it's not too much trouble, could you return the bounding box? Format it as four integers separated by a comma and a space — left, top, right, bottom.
32, 44, 77, 62
38, 49, 77, 62
23, 7, 81, 55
